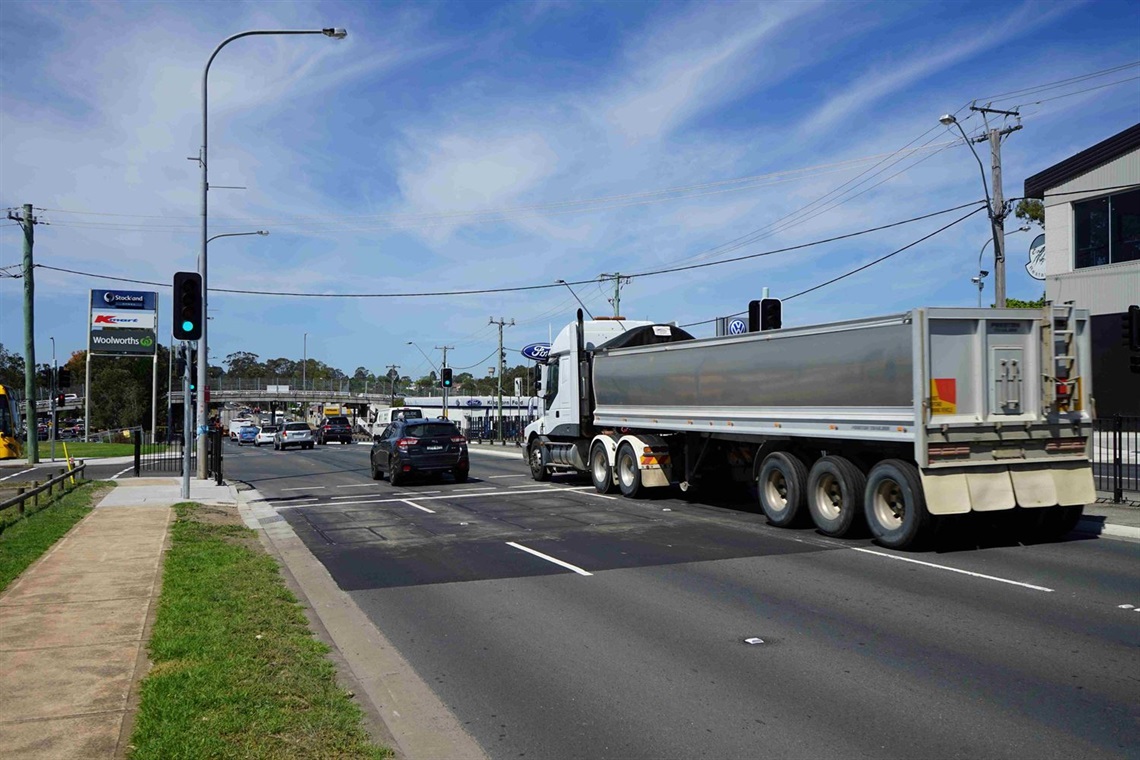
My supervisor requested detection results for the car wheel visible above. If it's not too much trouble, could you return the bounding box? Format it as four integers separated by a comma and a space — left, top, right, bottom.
389, 459, 404, 487
453, 467, 469, 483
370, 460, 382, 480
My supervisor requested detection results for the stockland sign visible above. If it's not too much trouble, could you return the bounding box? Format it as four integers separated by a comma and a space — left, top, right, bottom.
89, 328, 157, 356
93, 289, 157, 310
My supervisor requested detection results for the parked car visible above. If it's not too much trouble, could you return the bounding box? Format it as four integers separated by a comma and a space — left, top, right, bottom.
237, 425, 259, 446
274, 422, 314, 451
370, 418, 469, 485
255, 425, 278, 446
317, 415, 354, 445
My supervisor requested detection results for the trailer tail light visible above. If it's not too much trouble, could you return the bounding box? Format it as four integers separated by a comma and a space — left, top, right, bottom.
1045, 438, 1086, 453
396, 437, 417, 450
928, 443, 971, 459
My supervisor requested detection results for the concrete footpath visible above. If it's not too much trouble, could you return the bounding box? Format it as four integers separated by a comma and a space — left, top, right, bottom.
0, 478, 235, 759
0, 474, 1135, 759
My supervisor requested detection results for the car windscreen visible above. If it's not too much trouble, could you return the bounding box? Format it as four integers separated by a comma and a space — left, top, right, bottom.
261, 426, 278, 433
240, 427, 257, 433
285, 423, 309, 431
327, 417, 350, 425
404, 423, 460, 438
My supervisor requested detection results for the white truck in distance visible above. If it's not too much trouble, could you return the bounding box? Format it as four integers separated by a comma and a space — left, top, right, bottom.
522, 307, 1095, 550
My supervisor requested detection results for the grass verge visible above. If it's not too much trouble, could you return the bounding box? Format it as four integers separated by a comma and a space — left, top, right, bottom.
130, 503, 390, 760
59, 442, 153, 459
0, 480, 109, 593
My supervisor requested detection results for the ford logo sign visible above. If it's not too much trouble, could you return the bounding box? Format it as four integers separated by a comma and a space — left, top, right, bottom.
521, 342, 551, 362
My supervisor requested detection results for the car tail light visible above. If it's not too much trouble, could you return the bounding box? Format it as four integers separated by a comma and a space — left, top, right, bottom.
396, 437, 417, 450
451, 435, 466, 444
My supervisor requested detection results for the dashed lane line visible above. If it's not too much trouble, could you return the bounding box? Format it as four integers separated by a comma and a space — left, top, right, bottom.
402, 500, 436, 514
270, 485, 597, 510
851, 547, 1054, 592
507, 542, 592, 576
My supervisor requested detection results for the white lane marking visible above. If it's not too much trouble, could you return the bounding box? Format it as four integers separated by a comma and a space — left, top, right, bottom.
283, 486, 324, 491
0, 468, 35, 481
336, 484, 375, 488
486, 474, 527, 479
507, 542, 592, 576
576, 489, 618, 501
270, 485, 596, 510
851, 547, 1054, 592
454, 487, 496, 492
272, 497, 318, 503
112, 466, 133, 479
402, 500, 435, 514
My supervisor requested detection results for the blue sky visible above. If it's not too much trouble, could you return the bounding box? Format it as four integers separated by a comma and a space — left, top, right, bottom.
2, 0, 1138, 382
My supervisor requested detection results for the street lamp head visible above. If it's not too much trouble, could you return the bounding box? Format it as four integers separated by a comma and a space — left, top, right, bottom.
322, 28, 347, 39
939, 113, 957, 126
980, 270, 989, 277
257, 230, 269, 236
555, 279, 566, 284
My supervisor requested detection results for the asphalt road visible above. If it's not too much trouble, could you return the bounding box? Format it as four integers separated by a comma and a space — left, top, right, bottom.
228, 441, 1140, 758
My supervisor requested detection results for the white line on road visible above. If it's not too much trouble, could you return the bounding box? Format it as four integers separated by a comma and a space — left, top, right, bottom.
270, 485, 596, 510
0, 468, 35, 481
454, 487, 497, 492
575, 489, 618, 501
336, 484, 376, 488
507, 542, 592, 576
283, 486, 324, 491
485, 474, 527, 479
402, 500, 436, 514
112, 466, 133, 479
851, 547, 1054, 592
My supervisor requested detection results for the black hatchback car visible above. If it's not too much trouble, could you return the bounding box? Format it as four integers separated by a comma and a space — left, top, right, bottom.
370, 418, 469, 485
318, 416, 354, 445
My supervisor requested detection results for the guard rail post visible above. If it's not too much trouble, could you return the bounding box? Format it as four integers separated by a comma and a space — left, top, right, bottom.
1113, 415, 1123, 504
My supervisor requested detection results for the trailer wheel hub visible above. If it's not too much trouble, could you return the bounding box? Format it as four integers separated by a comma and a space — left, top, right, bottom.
872, 481, 905, 528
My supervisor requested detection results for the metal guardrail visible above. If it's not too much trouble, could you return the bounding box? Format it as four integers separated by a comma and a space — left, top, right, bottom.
0, 463, 87, 524
1093, 415, 1139, 503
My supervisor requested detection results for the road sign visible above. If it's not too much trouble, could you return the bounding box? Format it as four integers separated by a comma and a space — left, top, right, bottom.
728, 319, 746, 335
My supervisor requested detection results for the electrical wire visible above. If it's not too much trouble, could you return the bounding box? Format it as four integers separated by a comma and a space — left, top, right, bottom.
680, 204, 986, 327
1010, 76, 1140, 109
32, 201, 983, 299
976, 60, 1140, 103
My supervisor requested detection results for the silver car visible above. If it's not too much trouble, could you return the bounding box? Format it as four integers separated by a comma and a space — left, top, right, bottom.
274, 422, 315, 451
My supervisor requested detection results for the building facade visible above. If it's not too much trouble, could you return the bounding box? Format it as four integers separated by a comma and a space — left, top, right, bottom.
1024, 123, 1140, 416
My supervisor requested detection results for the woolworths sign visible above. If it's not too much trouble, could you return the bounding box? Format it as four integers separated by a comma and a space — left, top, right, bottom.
89, 328, 157, 356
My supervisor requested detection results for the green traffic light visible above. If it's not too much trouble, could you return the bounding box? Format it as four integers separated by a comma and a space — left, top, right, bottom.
182, 320, 195, 332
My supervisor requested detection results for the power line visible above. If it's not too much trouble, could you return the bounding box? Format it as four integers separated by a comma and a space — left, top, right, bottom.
681, 205, 986, 327
977, 60, 1140, 102
32, 201, 983, 299
1011, 76, 1140, 109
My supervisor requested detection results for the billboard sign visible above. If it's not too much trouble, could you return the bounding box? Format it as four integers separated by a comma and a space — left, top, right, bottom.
93, 289, 156, 310
1025, 234, 1046, 281
520, 342, 551, 362
89, 328, 157, 356
91, 311, 156, 329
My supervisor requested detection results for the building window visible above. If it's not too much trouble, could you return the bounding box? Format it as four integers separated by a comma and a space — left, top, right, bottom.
1074, 188, 1140, 269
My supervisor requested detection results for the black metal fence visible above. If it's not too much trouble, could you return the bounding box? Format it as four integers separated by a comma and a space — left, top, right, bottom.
1093, 415, 1139, 503
461, 415, 533, 443
130, 428, 222, 483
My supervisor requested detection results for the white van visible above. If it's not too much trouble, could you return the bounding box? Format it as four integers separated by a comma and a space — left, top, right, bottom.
370, 407, 423, 435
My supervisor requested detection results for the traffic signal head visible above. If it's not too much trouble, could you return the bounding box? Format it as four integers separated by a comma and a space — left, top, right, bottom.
172, 271, 203, 341
57, 368, 71, 388
441, 367, 453, 387
749, 297, 783, 331
1124, 304, 1140, 352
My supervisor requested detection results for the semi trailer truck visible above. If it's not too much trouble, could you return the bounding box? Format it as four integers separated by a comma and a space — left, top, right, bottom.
522, 306, 1095, 549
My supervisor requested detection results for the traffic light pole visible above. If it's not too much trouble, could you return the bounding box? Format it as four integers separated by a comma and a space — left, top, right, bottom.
182, 343, 192, 499
436, 345, 453, 419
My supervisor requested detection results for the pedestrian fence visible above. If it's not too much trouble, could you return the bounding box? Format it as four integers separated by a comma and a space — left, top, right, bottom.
461, 415, 533, 444
0, 463, 88, 534
1093, 415, 1139, 503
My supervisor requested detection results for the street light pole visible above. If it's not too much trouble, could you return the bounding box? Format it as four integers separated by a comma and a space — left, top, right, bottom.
197, 27, 346, 479
49, 336, 56, 462
940, 109, 1021, 308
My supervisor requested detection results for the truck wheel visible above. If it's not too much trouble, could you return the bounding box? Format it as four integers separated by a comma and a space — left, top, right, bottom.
616, 443, 643, 498
590, 441, 616, 494
863, 459, 934, 550
528, 440, 550, 482
757, 451, 808, 527
807, 455, 866, 537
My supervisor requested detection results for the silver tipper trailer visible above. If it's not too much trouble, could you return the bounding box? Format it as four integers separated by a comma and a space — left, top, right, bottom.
523, 306, 1095, 549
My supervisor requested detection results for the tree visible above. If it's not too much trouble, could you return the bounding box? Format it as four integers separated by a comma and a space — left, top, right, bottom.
224, 351, 263, 378
264, 357, 297, 377
1006, 293, 1047, 309
1014, 199, 1044, 228
0, 343, 24, 390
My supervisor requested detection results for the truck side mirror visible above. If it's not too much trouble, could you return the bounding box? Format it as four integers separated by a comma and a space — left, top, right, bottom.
534, 379, 541, 392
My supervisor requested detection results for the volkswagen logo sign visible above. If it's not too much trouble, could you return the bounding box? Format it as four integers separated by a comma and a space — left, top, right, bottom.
728, 319, 747, 335
521, 342, 551, 362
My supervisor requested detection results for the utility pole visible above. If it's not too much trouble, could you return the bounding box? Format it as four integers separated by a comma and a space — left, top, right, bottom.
386, 364, 400, 407
9, 204, 38, 463
598, 272, 630, 317
436, 345, 454, 419
969, 105, 1021, 308
489, 317, 514, 443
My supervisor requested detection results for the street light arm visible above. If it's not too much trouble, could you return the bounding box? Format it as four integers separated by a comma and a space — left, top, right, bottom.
949, 122, 994, 221
555, 279, 594, 319
406, 342, 439, 372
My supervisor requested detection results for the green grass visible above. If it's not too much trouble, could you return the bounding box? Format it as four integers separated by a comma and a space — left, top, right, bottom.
0, 480, 106, 592
57, 441, 152, 459
130, 503, 391, 760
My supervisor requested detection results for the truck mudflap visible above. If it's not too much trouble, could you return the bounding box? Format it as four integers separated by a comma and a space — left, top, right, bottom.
920, 462, 1095, 515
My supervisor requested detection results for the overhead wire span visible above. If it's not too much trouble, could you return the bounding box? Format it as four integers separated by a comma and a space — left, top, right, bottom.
681, 204, 987, 328
33, 201, 984, 299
